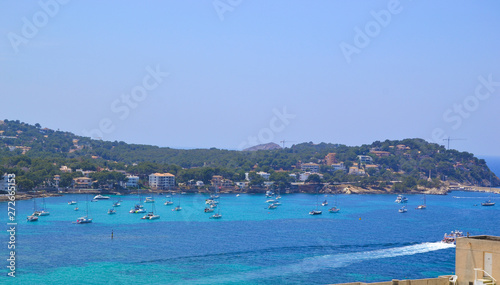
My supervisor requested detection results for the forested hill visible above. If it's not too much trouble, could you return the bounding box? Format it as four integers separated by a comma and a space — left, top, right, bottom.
0, 119, 498, 191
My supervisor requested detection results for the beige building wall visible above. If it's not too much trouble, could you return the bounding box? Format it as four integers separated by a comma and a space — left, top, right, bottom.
456, 236, 500, 285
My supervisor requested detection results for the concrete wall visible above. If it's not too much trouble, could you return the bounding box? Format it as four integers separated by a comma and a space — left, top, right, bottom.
456, 236, 500, 285
333, 277, 449, 285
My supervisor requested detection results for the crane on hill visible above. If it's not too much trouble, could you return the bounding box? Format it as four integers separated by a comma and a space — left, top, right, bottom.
443, 137, 466, 150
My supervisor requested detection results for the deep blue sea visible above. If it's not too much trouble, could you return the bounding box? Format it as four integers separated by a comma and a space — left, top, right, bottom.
1, 156, 499, 284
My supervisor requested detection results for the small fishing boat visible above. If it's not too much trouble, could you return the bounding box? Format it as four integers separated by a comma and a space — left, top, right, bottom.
398, 206, 407, 213
204, 207, 214, 213
74, 207, 79, 211
107, 208, 116, 215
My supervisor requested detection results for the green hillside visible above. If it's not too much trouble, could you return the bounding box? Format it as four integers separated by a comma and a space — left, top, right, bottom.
0, 119, 497, 192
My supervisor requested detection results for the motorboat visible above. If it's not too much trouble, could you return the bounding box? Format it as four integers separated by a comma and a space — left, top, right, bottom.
442, 230, 464, 244
204, 207, 214, 213
210, 213, 222, 219
164, 200, 173, 205
107, 209, 116, 215
395, 195, 408, 203
68, 201, 77, 205
144, 197, 155, 203
268, 204, 277, 209
172, 206, 182, 211
112, 201, 121, 207
481, 200, 495, 206
309, 210, 322, 215
398, 206, 408, 213
321, 200, 328, 206
93, 195, 110, 200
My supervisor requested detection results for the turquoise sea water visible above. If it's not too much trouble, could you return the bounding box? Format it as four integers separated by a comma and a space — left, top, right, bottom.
1, 189, 500, 284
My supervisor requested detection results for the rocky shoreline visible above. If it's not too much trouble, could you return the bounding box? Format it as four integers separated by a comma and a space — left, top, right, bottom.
2, 183, 499, 202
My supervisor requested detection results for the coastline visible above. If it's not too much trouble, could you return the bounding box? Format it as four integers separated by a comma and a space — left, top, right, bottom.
3, 183, 499, 202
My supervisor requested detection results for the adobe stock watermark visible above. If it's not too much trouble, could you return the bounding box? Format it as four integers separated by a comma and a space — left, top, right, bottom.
82, 65, 169, 140
339, 0, 404, 64
7, 0, 70, 54
213, 0, 243, 21
238, 106, 296, 150
429, 74, 499, 144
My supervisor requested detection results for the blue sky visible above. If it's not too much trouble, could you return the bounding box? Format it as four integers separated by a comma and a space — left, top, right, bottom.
1, 0, 499, 155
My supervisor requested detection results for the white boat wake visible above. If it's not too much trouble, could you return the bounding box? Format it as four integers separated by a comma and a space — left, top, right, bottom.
185, 242, 455, 284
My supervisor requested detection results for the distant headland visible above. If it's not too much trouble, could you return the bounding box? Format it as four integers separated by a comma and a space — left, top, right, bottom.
0, 119, 498, 200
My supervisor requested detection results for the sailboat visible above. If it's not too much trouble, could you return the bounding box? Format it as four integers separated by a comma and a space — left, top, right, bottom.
37, 197, 50, 216
321, 198, 328, 206
164, 192, 174, 206
142, 197, 160, 220
481, 174, 496, 206
309, 189, 322, 215
76, 195, 92, 224
416, 194, 427, 209
130, 189, 146, 213
328, 193, 340, 213
27, 198, 39, 221
172, 194, 182, 211
209, 197, 222, 219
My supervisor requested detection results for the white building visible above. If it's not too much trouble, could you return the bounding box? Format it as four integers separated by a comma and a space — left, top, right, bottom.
301, 163, 320, 173
126, 175, 139, 187
196, 181, 204, 187
2, 174, 13, 192
331, 162, 346, 172
357, 155, 373, 164
149, 173, 175, 190
257, 171, 270, 180
300, 172, 323, 182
